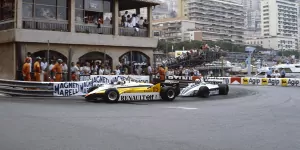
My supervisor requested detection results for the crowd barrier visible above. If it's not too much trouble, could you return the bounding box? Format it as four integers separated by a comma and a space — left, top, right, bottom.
0, 75, 298, 97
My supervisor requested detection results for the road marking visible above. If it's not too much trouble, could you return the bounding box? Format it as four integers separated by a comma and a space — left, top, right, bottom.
167, 107, 198, 110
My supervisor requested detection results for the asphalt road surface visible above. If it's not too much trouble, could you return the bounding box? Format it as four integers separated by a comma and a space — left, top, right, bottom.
0, 86, 300, 150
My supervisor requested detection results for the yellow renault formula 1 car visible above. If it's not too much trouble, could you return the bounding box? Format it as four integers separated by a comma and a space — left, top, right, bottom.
85, 80, 180, 103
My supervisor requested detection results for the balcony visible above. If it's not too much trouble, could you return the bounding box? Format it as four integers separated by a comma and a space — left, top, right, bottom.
22, 20, 148, 37
0, 20, 14, 31
75, 24, 113, 35
23, 20, 69, 32
119, 27, 148, 37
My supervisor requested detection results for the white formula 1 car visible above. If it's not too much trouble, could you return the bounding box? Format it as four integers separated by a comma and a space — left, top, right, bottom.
179, 78, 229, 98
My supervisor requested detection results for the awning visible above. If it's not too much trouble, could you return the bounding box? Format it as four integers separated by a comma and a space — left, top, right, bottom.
119, 0, 161, 11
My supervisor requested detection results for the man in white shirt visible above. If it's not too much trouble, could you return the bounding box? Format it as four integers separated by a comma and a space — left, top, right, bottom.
115, 66, 121, 75
147, 65, 152, 75
70, 62, 79, 75
61, 61, 68, 81
40, 58, 48, 82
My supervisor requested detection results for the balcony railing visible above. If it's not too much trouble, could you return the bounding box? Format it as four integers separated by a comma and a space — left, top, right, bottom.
119, 27, 148, 37
0, 20, 14, 31
23, 20, 68, 32
75, 24, 113, 35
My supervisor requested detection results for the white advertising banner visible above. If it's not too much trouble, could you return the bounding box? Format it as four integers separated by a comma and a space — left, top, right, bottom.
90, 75, 150, 86
53, 81, 93, 96
53, 75, 150, 96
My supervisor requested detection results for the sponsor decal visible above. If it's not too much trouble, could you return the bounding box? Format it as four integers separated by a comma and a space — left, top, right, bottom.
91, 75, 111, 85
206, 80, 223, 85
205, 77, 230, 84
119, 94, 158, 101
268, 78, 280, 86
79, 75, 91, 81
53, 81, 93, 96
242, 78, 249, 85
281, 78, 288, 87
166, 76, 192, 80
287, 79, 299, 86
248, 78, 261, 85
91, 75, 150, 86
230, 77, 241, 85
261, 78, 268, 86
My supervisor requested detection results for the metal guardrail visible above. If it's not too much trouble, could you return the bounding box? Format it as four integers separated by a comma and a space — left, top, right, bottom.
0, 79, 54, 97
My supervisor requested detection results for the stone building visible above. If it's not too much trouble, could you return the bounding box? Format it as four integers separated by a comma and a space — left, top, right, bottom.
0, 0, 159, 79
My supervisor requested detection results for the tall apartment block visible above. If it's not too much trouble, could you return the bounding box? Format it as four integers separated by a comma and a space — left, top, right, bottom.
187, 0, 245, 44
260, 0, 298, 51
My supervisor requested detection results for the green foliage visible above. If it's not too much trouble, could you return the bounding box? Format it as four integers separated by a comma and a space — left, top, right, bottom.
157, 40, 269, 52
277, 51, 300, 58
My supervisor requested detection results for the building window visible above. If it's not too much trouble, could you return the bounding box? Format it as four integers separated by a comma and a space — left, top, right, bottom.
22, 0, 68, 20
0, 0, 15, 21
75, 0, 112, 25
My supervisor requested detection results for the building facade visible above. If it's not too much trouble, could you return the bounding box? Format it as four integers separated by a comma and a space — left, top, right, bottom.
187, 0, 245, 44
0, 0, 158, 80
242, 0, 261, 38
260, 0, 299, 51
153, 18, 196, 42
246, 37, 297, 51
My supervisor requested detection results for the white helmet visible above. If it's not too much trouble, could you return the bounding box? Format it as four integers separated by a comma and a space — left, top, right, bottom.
195, 79, 201, 84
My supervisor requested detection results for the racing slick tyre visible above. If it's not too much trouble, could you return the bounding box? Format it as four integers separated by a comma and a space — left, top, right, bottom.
104, 89, 120, 103
160, 87, 176, 101
197, 86, 210, 98
218, 84, 229, 95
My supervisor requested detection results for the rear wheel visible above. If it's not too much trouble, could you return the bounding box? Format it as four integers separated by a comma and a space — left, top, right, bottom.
104, 89, 120, 103
197, 86, 210, 98
219, 84, 229, 95
160, 87, 176, 101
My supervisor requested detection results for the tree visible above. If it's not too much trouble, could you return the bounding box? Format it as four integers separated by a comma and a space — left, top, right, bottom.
157, 40, 272, 53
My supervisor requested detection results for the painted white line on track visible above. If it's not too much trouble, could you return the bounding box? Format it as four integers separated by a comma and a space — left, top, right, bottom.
167, 107, 198, 110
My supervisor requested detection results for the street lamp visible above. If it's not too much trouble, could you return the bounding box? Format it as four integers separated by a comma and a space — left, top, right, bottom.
245, 47, 256, 76
221, 56, 224, 77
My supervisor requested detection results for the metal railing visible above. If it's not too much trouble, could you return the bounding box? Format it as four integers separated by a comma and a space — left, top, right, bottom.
22, 20, 69, 32
75, 25, 113, 35
0, 79, 53, 97
119, 27, 148, 37
0, 20, 14, 31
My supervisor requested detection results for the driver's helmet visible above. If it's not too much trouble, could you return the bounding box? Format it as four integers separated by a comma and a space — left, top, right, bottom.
195, 79, 201, 84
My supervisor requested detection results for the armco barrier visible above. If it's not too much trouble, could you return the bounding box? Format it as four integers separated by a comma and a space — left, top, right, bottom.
0, 79, 54, 96
1, 75, 299, 97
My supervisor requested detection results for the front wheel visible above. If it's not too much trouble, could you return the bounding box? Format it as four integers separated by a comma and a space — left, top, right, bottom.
197, 86, 210, 98
160, 87, 176, 101
104, 89, 120, 103
219, 84, 229, 95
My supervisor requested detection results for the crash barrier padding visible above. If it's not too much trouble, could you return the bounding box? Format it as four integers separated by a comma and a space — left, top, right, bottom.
0, 79, 54, 96
1, 75, 298, 97
165, 75, 300, 87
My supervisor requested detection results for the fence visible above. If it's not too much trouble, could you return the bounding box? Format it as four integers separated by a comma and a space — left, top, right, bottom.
0, 75, 299, 97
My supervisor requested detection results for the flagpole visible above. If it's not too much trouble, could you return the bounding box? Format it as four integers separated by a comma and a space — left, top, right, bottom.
131, 51, 133, 74
104, 50, 106, 66
47, 40, 50, 69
